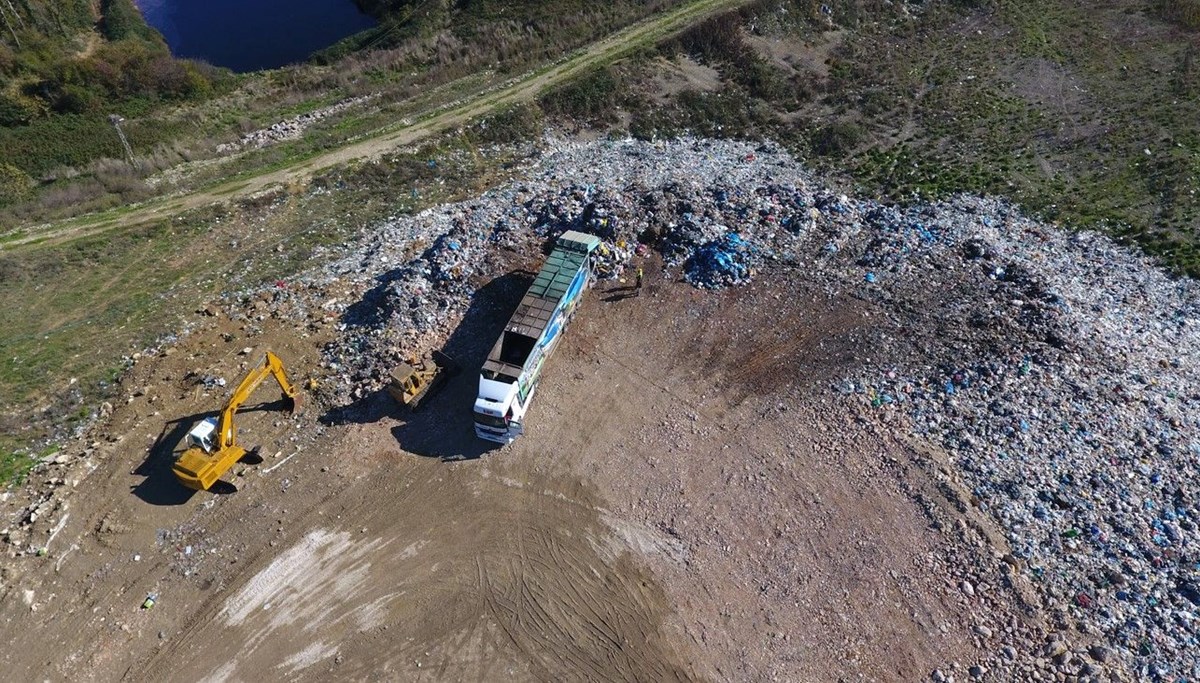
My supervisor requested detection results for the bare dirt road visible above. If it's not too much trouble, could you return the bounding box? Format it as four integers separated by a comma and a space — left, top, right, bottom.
0, 256, 1045, 681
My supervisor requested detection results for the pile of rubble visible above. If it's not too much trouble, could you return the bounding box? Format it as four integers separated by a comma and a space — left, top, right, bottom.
216, 94, 379, 153
296, 140, 835, 405
684, 232, 755, 288
218, 136, 1196, 680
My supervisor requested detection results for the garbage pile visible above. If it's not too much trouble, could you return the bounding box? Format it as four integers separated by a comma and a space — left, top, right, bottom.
294, 139, 833, 406
658, 205, 729, 262
685, 232, 755, 288
235, 135, 1197, 680
842, 204, 1200, 683
316, 203, 532, 400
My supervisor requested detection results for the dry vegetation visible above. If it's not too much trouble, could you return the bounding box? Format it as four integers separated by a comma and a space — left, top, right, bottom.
537, 0, 1200, 274
0, 0, 695, 227
1158, 0, 1200, 29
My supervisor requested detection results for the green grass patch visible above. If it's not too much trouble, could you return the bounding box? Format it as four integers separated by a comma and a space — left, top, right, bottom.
0, 449, 37, 488
213, 181, 252, 196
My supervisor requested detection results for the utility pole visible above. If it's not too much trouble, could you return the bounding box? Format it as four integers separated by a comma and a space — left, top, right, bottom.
0, 3, 21, 48
109, 114, 135, 165
3, 0, 23, 27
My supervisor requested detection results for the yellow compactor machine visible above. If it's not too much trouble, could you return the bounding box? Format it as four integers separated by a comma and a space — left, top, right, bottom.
387, 350, 458, 410
173, 351, 300, 491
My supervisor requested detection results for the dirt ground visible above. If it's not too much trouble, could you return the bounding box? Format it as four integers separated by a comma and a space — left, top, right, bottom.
0, 261, 1044, 682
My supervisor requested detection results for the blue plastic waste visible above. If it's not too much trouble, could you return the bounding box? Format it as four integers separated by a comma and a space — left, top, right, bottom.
684, 232, 756, 288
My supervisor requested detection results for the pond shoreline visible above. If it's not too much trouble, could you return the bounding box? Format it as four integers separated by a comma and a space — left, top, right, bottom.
133, 0, 376, 72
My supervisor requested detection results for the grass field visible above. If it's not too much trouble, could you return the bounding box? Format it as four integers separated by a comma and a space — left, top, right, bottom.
0, 122, 536, 484
599, 0, 1199, 272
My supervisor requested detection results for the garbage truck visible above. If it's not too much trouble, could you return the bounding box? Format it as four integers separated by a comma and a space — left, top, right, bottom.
474, 230, 602, 443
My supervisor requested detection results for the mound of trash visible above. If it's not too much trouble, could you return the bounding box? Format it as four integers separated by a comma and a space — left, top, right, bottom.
246, 136, 1197, 681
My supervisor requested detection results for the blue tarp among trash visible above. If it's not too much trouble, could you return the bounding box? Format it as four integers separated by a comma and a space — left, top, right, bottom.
685, 232, 755, 289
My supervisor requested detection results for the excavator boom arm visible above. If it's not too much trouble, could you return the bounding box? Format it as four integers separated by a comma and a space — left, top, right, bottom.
216, 351, 300, 450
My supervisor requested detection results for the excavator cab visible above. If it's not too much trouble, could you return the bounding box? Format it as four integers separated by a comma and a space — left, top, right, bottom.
185, 417, 219, 453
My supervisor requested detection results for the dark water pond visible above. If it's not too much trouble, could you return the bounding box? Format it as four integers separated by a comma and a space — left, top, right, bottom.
134, 0, 376, 73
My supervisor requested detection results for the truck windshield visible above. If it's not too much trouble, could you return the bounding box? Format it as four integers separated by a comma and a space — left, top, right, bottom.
481, 369, 518, 382
474, 412, 508, 429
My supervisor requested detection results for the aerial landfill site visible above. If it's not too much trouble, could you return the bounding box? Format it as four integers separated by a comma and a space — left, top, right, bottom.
2, 137, 1199, 682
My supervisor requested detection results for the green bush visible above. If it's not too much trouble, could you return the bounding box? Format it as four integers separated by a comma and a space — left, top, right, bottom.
0, 114, 122, 175
0, 93, 38, 126
1157, 0, 1200, 30
539, 67, 621, 124
54, 84, 102, 114
0, 449, 36, 488
467, 103, 543, 145
0, 162, 34, 207
100, 0, 164, 44
811, 120, 864, 156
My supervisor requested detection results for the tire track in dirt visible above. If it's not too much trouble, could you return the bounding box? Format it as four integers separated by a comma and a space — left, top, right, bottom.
116, 426, 696, 682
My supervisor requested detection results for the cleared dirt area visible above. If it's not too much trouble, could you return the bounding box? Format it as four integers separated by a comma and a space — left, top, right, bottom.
0, 257, 1042, 681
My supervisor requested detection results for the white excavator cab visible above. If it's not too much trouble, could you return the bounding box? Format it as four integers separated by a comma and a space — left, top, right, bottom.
184, 417, 219, 454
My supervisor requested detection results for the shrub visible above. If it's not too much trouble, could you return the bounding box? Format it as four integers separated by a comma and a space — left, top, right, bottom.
1157, 0, 1200, 30
468, 103, 543, 145
35, 177, 108, 213
679, 13, 745, 61
674, 12, 797, 106
539, 67, 621, 124
0, 114, 122, 175
54, 85, 103, 114
0, 45, 15, 75
129, 55, 189, 97
0, 93, 37, 126
811, 120, 864, 156
100, 0, 164, 44
0, 162, 34, 207
92, 158, 153, 201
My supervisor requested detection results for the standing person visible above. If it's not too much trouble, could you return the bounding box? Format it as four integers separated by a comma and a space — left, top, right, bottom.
635, 266, 644, 293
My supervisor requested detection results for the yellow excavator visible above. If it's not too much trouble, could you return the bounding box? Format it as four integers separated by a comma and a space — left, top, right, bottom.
173, 351, 301, 491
